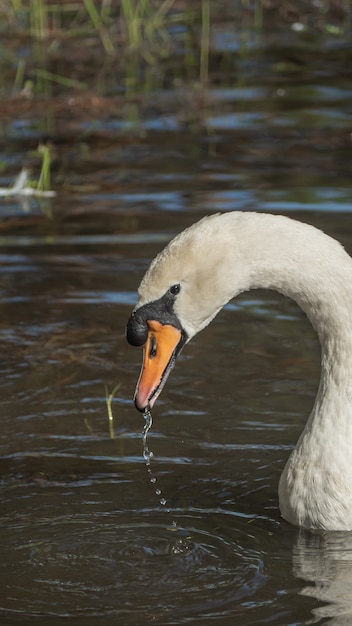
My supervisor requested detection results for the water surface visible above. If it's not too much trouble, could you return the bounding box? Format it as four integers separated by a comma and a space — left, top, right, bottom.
1, 6, 352, 625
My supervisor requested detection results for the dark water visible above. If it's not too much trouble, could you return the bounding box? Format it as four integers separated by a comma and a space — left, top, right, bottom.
1, 7, 352, 625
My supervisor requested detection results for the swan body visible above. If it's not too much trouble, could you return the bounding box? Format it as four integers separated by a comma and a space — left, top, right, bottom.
126, 212, 352, 531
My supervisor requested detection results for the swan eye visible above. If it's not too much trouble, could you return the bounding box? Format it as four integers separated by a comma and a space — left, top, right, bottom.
169, 284, 180, 296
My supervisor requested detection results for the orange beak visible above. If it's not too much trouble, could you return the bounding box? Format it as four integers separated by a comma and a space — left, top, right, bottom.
134, 320, 183, 412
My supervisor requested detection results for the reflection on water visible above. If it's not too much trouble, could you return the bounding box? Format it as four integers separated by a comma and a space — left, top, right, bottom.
294, 531, 352, 623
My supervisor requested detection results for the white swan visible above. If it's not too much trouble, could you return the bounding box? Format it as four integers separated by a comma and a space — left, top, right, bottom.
126, 212, 352, 531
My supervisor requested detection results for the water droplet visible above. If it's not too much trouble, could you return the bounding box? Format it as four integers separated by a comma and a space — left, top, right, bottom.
142, 410, 153, 464
142, 409, 168, 508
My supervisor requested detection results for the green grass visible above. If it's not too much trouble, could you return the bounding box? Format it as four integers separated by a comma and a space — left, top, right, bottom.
105, 383, 121, 439
1, 0, 351, 129
35, 143, 52, 194
2, 0, 208, 96
83, 0, 115, 54
200, 0, 209, 84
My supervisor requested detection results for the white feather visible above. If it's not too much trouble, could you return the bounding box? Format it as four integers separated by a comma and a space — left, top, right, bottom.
137, 212, 352, 530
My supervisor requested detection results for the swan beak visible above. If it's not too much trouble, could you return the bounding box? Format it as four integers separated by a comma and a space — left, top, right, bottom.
134, 320, 183, 413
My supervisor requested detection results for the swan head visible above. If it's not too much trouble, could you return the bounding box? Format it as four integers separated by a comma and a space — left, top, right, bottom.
126, 283, 187, 412
126, 214, 250, 413
126, 239, 208, 413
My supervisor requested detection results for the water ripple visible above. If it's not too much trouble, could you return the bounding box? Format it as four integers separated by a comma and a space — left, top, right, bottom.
0, 512, 267, 623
